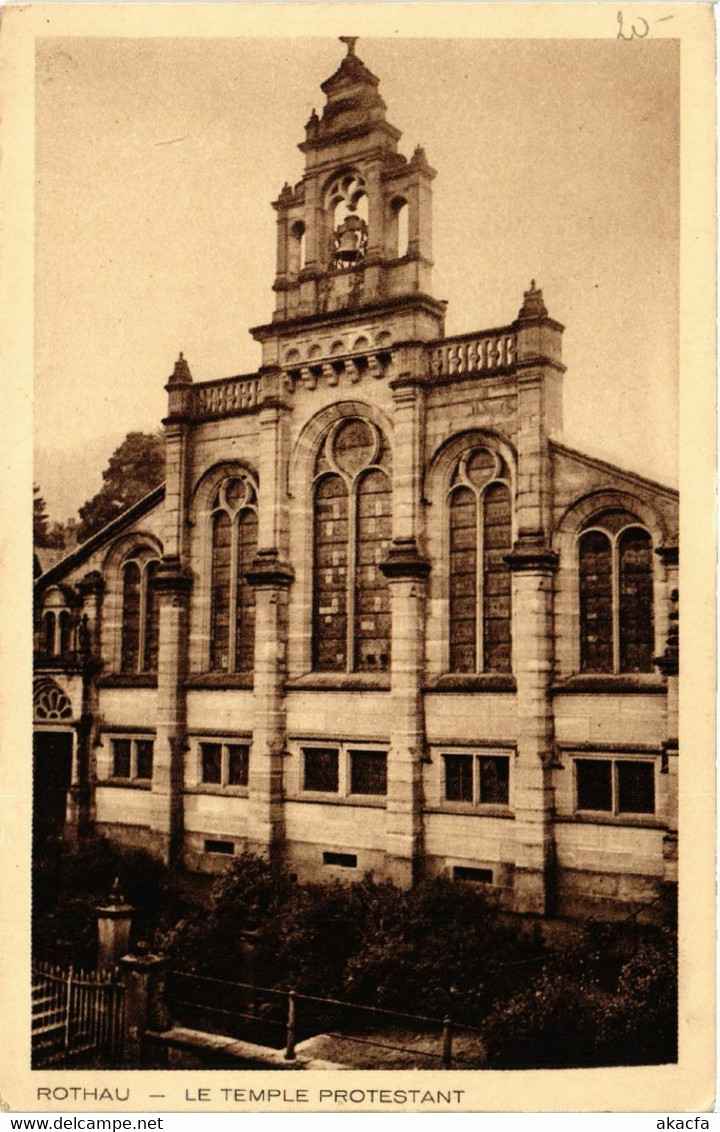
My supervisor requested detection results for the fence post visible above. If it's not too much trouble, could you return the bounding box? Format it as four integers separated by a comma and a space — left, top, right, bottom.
63, 967, 74, 1054
284, 989, 296, 1061
96, 878, 134, 970
442, 1014, 453, 1069
119, 947, 168, 1067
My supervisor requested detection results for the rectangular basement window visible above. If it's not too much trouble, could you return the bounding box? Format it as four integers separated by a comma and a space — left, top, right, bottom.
323, 851, 358, 869
453, 866, 494, 884
204, 839, 235, 856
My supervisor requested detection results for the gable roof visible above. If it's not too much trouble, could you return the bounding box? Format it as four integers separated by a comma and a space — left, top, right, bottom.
35, 484, 166, 589
550, 441, 678, 502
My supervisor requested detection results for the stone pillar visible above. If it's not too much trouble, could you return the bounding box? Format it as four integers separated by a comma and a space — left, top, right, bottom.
246, 374, 293, 860
380, 373, 428, 885
96, 879, 134, 969
506, 539, 558, 915
507, 283, 565, 915
655, 546, 678, 903
381, 546, 429, 886
246, 553, 293, 860
151, 560, 192, 866
67, 572, 105, 842
120, 948, 169, 1067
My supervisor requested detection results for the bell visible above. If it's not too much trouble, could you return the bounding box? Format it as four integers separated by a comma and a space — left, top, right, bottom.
334, 215, 365, 265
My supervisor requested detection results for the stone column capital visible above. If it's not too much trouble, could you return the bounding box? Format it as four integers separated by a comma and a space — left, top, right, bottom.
246, 549, 295, 589
504, 536, 559, 573
152, 557, 193, 595
380, 539, 431, 581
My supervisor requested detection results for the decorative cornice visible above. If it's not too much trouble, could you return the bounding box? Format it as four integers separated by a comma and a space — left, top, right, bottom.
246, 550, 295, 589
77, 570, 105, 598
504, 537, 559, 573
655, 545, 679, 566
380, 540, 431, 581
152, 557, 193, 594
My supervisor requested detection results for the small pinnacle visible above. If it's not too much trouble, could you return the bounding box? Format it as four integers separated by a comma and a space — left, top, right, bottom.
339, 35, 358, 56
530, 279, 536, 290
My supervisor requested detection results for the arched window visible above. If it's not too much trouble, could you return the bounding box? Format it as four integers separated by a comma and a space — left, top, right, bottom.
312, 418, 392, 672
448, 447, 512, 674
120, 554, 160, 674
389, 196, 409, 258
43, 611, 56, 656
209, 475, 258, 674
39, 589, 75, 658
578, 510, 654, 673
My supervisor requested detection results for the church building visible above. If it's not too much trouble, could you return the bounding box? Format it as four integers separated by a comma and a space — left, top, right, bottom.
34, 39, 679, 920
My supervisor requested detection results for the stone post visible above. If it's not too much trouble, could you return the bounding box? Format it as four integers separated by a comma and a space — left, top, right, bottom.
147, 356, 195, 867
506, 283, 565, 915
506, 538, 558, 915
381, 373, 429, 885
151, 560, 192, 866
246, 372, 293, 860
120, 948, 169, 1067
381, 545, 430, 885
96, 879, 134, 970
68, 572, 105, 842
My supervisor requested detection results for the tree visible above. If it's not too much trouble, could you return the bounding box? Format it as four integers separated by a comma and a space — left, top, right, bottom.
33, 484, 51, 545
77, 432, 165, 542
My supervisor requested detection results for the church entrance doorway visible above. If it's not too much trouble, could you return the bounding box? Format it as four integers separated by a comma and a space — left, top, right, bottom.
33, 730, 72, 846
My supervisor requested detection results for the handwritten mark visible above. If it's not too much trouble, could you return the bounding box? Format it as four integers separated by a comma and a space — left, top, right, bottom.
617, 11, 674, 39
154, 135, 188, 147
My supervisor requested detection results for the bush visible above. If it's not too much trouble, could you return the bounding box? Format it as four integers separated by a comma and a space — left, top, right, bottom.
32, 834, 195, 969
481, 925, 677, 1067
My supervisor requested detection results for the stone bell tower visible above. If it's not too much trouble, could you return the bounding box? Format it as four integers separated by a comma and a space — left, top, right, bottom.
253, 37, 446, 367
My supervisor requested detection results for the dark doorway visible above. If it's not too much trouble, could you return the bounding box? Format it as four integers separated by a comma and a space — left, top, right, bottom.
33, 731, 73, 847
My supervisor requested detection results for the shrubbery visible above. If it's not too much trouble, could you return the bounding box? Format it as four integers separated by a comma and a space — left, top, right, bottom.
34, 844, 677, 1066
32, 834, 196, 968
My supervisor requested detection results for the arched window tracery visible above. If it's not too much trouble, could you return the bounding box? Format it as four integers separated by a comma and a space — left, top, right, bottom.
312, 418, 392, 672
447, 446, 512, 674
578, 509, 654, 673
209, 474, 258, 674
120, 553, 160, 674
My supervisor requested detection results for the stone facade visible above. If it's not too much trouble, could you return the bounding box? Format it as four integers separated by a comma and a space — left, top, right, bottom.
34, 40, 678, 920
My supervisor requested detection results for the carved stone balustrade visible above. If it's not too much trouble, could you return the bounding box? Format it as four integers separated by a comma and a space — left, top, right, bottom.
193, 375, 263, 420
431, 328, 516, 379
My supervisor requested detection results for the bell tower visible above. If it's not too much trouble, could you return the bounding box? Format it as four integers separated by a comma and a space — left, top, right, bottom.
253, 38, 445, 365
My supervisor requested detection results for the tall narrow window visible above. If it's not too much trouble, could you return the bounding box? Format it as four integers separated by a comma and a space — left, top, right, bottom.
578, 511, 654, 673
120, 553, 160, 674
121, 560, 141, 672
448, 447, 512, 673
312, 419, 392, 673
579, 531, 613, 673
43, 611, 56, 656
209, 474, 258, 674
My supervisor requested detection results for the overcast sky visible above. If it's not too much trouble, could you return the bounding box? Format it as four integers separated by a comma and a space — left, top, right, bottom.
34, 36, 679, 522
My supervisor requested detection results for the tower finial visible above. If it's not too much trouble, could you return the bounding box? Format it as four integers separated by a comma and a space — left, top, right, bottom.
339, 35, 358, 56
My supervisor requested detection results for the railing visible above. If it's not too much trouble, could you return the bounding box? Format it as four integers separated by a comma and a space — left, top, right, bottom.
32, 961, 125, 1068
431, 329, 516, 378
165, 969, 483, 1068
193, 375, 263, 419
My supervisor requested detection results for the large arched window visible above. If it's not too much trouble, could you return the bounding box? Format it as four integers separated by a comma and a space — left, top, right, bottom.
448, 447, 512, 674
578, 510, 654, 673
120, 554, 160, 673
209, 475, 258, 674
312, 418, 392, 672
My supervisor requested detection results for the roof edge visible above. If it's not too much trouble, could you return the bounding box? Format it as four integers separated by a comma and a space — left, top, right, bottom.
35, 484, 166, 588
550, 441, 678, 500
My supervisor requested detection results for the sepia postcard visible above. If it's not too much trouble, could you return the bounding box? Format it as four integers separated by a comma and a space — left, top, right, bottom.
0, 2, 716, 1115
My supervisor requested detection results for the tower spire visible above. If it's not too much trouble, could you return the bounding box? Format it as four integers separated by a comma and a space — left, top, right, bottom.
339, 35, 358, 56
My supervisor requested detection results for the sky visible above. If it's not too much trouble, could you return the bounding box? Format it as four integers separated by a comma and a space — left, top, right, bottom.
34, 36, 679, 523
